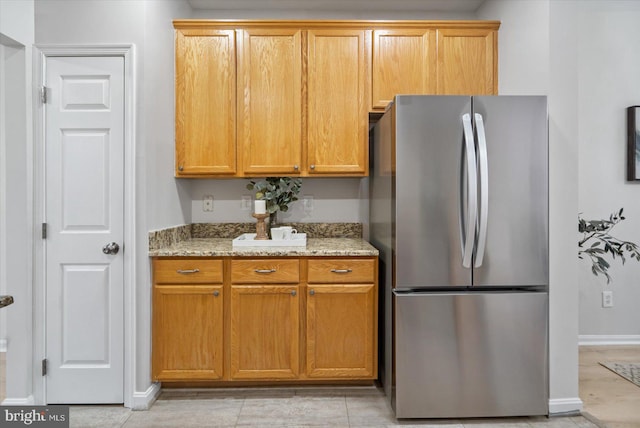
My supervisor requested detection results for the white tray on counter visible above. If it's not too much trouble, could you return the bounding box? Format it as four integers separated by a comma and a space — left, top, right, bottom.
232, 233, 307, 247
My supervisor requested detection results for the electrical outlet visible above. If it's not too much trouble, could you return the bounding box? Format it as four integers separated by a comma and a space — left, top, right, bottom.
602, 290, 613, 308
241, 195, 252, 211
203, 195, 214, 212
303, 195, 314, 212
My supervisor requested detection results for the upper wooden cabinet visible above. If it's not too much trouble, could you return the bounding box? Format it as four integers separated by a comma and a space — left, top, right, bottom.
307, 29, 370, 175
370, 23, 498, 110
175, 28, 236, 176
173, 20, 499, 177
436, 28, 497, 95
371, 29, 435, 110
238, 28, 303, 175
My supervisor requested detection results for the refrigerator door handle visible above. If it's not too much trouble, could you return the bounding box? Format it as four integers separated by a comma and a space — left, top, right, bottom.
461, 113, 478, 268
474, 113, 489, 267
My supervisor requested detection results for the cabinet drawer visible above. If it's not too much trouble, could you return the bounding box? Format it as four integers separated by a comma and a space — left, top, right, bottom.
307, 258, 375, 283
154, 259, 223, 284
231, 259, 300, 284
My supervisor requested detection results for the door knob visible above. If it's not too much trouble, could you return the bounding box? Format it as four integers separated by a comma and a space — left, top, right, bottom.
102, 242, 120, 255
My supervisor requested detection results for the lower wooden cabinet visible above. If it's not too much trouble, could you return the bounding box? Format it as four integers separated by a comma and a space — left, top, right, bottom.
305, 258, 377, 379
230, 285, 300, 379
152, 285, 224, 381
152, 256, 378, 383
306, 284, 376, 378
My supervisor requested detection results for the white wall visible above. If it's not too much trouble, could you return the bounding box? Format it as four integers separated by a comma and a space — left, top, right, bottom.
0, 0, 34, 44
478, 0, 582, 414
22, 0, 627, 414
0, 0, 34, 405
140, 0, 192, 394
576, 1, 640, 339
477, 0, 549, 95
190, 2, 475, 20
34, 0, 192, 401
480, 0, 640, 412
547, 0, 581, 414
190, 178, 364, 223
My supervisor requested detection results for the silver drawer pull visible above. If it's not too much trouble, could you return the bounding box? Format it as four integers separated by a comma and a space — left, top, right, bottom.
309, 289, 315, 296
177, 269, 200, 274
213, 290, 220, 297
331, 269, 352, 274
291, 290, 297, 296
255, 269, 276, 274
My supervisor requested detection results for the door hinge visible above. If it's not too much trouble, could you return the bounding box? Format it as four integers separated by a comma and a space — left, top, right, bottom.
42, 223, 47, 239
40, 86, 48, 104
42, 359, 48, 376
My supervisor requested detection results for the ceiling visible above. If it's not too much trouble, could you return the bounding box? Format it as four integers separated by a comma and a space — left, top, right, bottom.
187, 0, 487, 13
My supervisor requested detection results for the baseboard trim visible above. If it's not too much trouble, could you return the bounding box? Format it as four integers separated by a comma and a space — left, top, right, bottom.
548, 397, 583, 415
131, 383, 161, 410
0, 339, 6, 352
579, 334, 640, 346
2, 395, 35, 406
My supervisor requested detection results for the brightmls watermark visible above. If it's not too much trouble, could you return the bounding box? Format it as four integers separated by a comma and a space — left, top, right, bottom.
0, 406, 69, 427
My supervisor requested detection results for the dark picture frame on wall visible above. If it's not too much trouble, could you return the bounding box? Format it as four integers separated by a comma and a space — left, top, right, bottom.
627, 106, 640, 181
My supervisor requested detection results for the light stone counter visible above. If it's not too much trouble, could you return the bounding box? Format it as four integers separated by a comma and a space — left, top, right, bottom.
149, 238, 379, 257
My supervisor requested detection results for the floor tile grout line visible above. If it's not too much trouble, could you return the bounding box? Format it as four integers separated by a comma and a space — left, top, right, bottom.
343, 395, 351, 427
233, 396, 245, 428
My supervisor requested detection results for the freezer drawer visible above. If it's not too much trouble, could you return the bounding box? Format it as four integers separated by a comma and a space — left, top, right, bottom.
393, 291, 548, 418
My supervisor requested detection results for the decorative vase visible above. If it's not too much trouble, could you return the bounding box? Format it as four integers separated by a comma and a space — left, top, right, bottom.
269, 211, 278, 228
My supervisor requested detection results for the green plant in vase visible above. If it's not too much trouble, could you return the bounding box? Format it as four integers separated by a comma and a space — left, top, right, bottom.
578, 208, 640, 283
246, 177, 302, 226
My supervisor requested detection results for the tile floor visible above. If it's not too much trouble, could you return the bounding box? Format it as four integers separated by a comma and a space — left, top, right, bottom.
2, 346, 639, 427
69, 386, 596, 428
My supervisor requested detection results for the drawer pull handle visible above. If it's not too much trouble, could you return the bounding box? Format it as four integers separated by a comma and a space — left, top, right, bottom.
177, 269, 200, 274
291, 290, 297, 296
255, 269, 276, 274
331, 269, 352, 274
213, 290, 220, 297
309, 289, 315, 296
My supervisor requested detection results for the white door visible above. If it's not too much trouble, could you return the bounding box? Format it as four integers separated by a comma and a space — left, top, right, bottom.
45, 56, 124, 403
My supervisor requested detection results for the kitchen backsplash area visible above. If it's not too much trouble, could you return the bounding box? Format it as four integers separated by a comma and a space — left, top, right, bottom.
187, 178, 366, 224
148, 222, 363, 251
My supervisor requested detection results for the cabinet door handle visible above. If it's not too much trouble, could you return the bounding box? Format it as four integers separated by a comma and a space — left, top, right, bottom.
330, 269, 352, 274
213, 290, 220, 297
254, 269, 276, 274
310, 164, 315, 170
309, 289, 315, 296
291, 290, 297, 296
177, 269, 200, 274
293, 164, 299, 170
178, 165, 184, 172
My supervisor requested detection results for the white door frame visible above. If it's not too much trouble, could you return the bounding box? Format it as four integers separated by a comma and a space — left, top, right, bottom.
33, 45, 136, 408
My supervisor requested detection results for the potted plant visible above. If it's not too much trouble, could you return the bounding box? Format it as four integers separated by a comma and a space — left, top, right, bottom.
246, 177, 302, 226
578, 208, 640, 283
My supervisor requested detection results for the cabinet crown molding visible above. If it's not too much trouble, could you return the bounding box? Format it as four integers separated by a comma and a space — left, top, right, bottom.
173, 19, 500, 30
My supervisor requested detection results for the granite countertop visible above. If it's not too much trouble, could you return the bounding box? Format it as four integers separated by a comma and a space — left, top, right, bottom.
150, 237, 378, 257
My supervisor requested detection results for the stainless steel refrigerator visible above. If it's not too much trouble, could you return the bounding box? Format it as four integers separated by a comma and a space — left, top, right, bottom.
369, 95, 548, 418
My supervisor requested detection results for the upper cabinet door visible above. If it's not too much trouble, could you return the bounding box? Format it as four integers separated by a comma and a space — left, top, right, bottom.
238, 28, 303, 175
436, 28, 497, 95
371, 29, 436, 110
307, 29, 370, 176
175, 29, 236, 176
